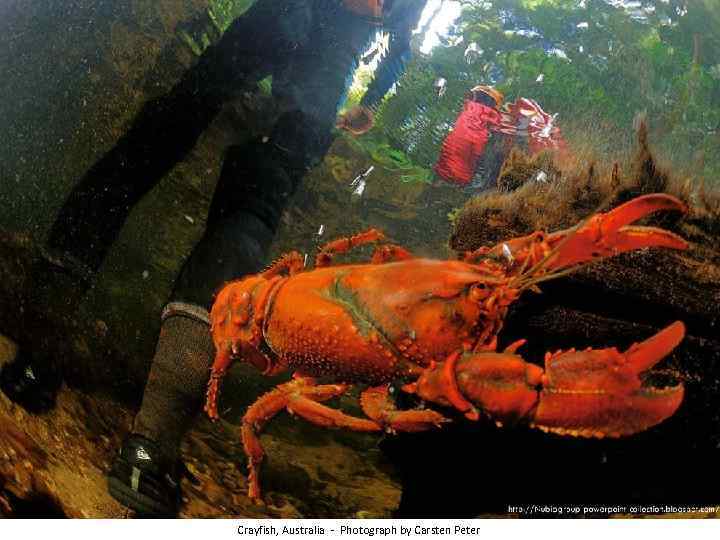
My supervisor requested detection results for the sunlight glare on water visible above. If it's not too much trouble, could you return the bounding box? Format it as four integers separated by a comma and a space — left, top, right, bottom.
414, 0, 462, 54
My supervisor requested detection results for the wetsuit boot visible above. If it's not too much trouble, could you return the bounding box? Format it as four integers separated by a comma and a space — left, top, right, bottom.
107, 309, 214, 516
107, 140, 294, 516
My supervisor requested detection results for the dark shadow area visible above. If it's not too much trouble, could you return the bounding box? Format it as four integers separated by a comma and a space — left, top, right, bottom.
384, 287, 720, 517
1, 488, 67, 518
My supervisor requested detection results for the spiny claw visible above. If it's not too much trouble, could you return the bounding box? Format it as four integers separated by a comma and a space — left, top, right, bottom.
532, 321, 686, 438
543, 193, 688, 271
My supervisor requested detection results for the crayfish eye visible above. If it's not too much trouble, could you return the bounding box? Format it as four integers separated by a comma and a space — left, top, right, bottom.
469, 284, 490, 302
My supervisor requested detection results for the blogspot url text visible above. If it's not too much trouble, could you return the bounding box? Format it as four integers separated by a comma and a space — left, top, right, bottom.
507, 505, 717, 515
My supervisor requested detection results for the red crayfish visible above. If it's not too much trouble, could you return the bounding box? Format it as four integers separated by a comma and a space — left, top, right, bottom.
205, 193, 688, 500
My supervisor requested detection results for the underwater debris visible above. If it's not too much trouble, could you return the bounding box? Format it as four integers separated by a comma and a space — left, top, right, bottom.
630, 119, 671, 197
495, 148, 561, 193
350, 165, 375, 188
350, 165, 374, 198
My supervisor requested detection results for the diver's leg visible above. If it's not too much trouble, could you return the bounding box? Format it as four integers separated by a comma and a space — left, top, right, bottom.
45, 0, 309, 274
0, 0, 294, 416
153, 5, 377, 426
108, 2, 368, 515
105, 137, 283, 514
127, 123, 315, 439
108, 110, 338, 515
1, 35, 239, 416
45, 58, 223, 275
106, 131, 309, 515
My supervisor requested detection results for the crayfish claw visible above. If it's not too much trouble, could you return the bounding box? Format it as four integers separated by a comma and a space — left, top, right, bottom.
533, 321, 686, 438
534, 193, 689, 273
600, 193, 688, 232
625, 320, 685, 375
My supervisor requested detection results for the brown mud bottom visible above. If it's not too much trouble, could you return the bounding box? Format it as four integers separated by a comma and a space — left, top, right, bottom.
0, 334, 401, 518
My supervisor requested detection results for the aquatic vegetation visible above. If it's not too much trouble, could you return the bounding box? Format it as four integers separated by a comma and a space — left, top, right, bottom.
208, 0, 256, 33
256, 76, 272, 96
369, 143, 411, 169
178, 0, 257, 57
446, 206, 463, 228
343, 135, 434, 184
205, 202, 688, 501
496, 147, 562, 192
325, 155, 354, 183
450, 121, 707, 249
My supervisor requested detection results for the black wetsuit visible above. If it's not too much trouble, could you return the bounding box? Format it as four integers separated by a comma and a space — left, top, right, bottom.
47, 0, 426, 309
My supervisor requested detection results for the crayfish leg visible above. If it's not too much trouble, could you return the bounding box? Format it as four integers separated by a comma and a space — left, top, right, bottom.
241, 377, 380, 501
204, 347, 233, 421
315, 228, 385, 267
260, 251, 305, 278
370, 244, 414, 264
360, 385, 450, 433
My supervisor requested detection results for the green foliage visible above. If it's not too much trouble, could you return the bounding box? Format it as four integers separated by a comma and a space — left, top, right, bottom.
177, 0, 257, 57
178, 0, 719, 185
343, 134, 434, 184
367, 0, 720, 185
